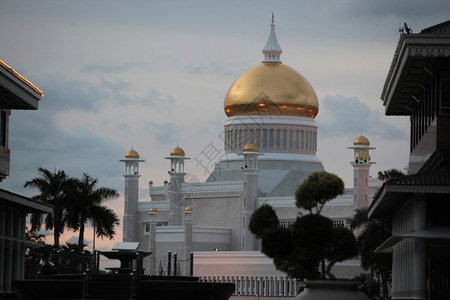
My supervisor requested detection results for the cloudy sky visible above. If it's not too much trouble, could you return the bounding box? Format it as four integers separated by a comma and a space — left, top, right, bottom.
1, 0, 449, 249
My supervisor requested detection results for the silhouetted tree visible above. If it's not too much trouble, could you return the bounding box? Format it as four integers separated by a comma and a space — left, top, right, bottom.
348, 208, 392, 297
250, 172, 357, 279
24, 168, 74, 246
66, 173, 120, 247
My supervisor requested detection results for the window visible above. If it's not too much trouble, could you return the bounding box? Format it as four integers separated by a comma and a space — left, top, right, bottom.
144, 223, 150, 233
440, 71, 450, 115
0, 111, 6, 147
332, 220, 345, 227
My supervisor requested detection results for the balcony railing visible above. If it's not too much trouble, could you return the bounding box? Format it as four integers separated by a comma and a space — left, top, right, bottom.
199, 275, 303, 297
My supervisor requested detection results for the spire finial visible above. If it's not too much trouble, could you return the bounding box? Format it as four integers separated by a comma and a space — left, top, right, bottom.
262, 13, 282, 63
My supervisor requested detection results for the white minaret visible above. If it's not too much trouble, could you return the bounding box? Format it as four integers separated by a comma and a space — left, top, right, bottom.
240, 142, 262, 251
165, 146, 190, 226
348, 135, 375, 209
120, 148, 144, 242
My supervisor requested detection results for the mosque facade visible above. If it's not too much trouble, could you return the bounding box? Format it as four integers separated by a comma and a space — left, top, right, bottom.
120, 17, 380, 280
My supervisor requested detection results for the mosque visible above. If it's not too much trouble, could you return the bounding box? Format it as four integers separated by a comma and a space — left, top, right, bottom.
119, 16, 379, 285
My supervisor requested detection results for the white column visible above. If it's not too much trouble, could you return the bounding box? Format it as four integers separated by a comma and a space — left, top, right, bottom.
0, 204, 5, 294
148, 211, 157, 275
413, 195, 426, 299
183, 209, 193, 276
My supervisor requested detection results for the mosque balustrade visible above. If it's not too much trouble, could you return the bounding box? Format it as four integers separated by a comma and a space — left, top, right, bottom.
198, 275, 302, 297
224, 123, 317, 155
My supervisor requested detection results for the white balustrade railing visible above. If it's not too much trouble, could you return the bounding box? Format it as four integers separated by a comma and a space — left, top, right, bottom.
198, 275, 303, 297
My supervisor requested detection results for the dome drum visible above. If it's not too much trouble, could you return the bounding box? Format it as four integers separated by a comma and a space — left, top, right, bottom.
224, 119, 317, 156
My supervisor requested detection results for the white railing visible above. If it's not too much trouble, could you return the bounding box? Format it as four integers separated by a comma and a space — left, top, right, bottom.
198, 275, 303, 297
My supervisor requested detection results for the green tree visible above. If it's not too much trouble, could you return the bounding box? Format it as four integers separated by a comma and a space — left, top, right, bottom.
348, 208, 392, 297
377, 168, 407, 180
66, 173, 120, 247
248, 203, 279, 239
24, 168, 73, 246
250, 172, 356, 279
295, 171, 344, 214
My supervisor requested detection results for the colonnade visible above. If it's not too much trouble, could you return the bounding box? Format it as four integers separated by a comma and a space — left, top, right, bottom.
224, 126, 317, 153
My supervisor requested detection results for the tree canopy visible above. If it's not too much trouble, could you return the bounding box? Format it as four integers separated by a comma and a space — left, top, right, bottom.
348, 208, 392, 297
24, 167, 74, 246
250, 171, 356, 279
295, 171, 344, 214
24, 168, 119, 248
66, 173, 120, 247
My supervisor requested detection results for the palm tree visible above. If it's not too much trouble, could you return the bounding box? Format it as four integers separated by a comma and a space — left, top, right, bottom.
24, 167, 72, 246
348, 208, 392, 297
377, 168, 407, 180
66, 173, 120, 247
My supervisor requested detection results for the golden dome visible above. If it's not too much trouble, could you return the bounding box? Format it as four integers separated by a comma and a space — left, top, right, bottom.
125, 148, 139, 159
170, 146, 185, 157
224, 63, 319, 118
353, 135, 370, 146
149, 207, 158, 213
243, 142, 259, 152
185, 206, 193, 212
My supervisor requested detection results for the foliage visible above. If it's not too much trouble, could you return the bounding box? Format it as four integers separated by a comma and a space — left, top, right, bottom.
24, 168, 75, 246
377, 168, 407, 181
65, 173, 120, 246
248, 203, 279, 239
250, 172, 356, 279
295, 171, 344, 214
25, 241, 91, 278
348, 208, 392, 297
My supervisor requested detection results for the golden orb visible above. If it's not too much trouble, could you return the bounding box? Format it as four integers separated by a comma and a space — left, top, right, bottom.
170, 146, 185, 157
125, 148, 140, 159
224, 63, 319, 118
243, 142, 259, 152
149, 207, 158, 213
185, 206, 193, 212
353, 135, 370, 146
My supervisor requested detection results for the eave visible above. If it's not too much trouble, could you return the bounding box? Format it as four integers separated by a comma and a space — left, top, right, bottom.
0, 188, 53, 213
368, 167, 450, 218
381, 34, 450, 116
0, 60, 43, 110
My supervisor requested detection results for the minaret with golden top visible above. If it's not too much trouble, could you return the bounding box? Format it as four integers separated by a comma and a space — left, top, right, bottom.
348, 135, 375, 209
120, 148, 145, 242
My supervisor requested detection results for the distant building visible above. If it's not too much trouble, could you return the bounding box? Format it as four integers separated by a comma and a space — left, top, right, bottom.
0, 60, 52, 296
369, 20, 450, 299
120, 16, 381, 289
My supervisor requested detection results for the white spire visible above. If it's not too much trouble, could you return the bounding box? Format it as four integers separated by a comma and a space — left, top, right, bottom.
262, 13, 282, 63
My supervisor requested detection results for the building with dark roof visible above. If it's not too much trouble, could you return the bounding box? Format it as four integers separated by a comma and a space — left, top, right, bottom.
369, 20, 450, 299
0, 60, 52, 296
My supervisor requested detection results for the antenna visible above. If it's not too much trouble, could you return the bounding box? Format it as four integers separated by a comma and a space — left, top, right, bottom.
399, 22, 412, 35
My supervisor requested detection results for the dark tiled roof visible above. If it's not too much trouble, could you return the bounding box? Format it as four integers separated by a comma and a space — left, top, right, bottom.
385, 167, 450, 186
420, 20, 450, 34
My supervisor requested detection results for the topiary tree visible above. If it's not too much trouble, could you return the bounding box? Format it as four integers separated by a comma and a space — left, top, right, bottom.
250, 171, 357, 280
295, 171, 344, 214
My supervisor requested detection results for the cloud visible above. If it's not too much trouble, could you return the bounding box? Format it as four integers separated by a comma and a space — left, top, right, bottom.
144, 122, 179, 145
346, 1, 450, 22
36, 75, 176, 114
317, 95, 408, 141
80, 63, 137, 74
4, 107, 125, 196
186, 61, 236, 77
